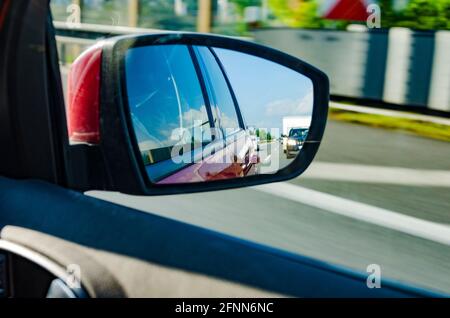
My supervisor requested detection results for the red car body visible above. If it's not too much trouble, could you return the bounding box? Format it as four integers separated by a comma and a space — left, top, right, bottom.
158, 130, 259, 184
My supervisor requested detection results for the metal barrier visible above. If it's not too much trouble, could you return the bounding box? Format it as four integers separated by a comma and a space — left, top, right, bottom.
54, 21, 450, 113
54, 21, 161, 65
253, 27, 450, 112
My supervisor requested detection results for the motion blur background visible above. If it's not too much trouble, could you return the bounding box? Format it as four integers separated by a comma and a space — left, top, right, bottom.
51, 0, 450, 294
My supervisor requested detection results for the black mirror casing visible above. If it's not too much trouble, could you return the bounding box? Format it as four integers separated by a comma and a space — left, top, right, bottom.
97, 33, 329, 195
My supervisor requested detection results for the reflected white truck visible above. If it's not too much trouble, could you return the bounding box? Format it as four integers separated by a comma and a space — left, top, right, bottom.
282, 116, 311, 154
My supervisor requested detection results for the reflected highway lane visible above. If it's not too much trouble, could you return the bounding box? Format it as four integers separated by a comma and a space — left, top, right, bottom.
88, 120, 450, 294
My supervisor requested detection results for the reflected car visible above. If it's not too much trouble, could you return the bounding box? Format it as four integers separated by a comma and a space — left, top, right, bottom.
286, 128, 309, 159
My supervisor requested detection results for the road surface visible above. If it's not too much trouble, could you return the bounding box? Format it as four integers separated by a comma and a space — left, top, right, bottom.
88, 120, 450, 294
61, 65, 450, 294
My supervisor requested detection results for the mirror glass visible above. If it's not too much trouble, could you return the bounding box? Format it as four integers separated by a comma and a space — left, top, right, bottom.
125, 44, 313, 184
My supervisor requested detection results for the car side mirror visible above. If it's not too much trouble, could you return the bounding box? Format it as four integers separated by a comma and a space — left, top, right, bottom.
66, 33, 329, 195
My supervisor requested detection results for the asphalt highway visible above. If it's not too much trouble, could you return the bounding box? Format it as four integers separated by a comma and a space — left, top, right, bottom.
88, 120, 450, 294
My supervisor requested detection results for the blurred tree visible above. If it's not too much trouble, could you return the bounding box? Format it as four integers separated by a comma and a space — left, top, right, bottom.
268, 0, 322, 28
51, 0, 450, 31
139, 0, 198, 31
230, 0, 261, 13
395, 0, 450, 30
213, 0, 258, 35
378, 0, 397, 28
259, 129, 267, 141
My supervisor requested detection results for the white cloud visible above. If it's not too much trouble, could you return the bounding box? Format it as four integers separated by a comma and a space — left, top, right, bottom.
265, 91, 314, 117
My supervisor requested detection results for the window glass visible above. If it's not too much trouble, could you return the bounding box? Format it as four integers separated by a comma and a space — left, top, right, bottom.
194, 46, 241, 136
125, 45, 211, 165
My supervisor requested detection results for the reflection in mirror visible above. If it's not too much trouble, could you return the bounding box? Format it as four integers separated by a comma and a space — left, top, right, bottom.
125, 45, 313, 184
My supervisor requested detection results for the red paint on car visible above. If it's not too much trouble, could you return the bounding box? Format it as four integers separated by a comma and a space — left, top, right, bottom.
158, 132, 258, 184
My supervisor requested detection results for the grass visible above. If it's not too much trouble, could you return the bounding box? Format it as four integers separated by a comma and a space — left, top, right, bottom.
329, 108, 450, 142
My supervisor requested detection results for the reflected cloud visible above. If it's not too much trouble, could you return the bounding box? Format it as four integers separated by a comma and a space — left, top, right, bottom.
134, 105, 211, 152
182, 105, 209, 124
265, 91, 314, 117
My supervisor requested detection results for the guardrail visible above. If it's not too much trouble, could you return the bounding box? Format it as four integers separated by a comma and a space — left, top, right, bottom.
54, 21, 163, 65
53, 20, 161, 38
254, 27, 450, 113
54, 21, 251, 64
54, 21, 450, 113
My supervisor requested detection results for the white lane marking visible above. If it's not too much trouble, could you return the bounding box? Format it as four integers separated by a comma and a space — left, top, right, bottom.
302, 162, 450, 187
330, 101, 450, 126
253, 182, 450, 246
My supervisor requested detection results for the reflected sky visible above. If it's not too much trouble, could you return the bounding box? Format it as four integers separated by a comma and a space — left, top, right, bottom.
126, 45, 210, 151
214, 47, 313, 137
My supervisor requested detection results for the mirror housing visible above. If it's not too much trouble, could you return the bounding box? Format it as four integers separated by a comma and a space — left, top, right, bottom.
66, 33, 329, 195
